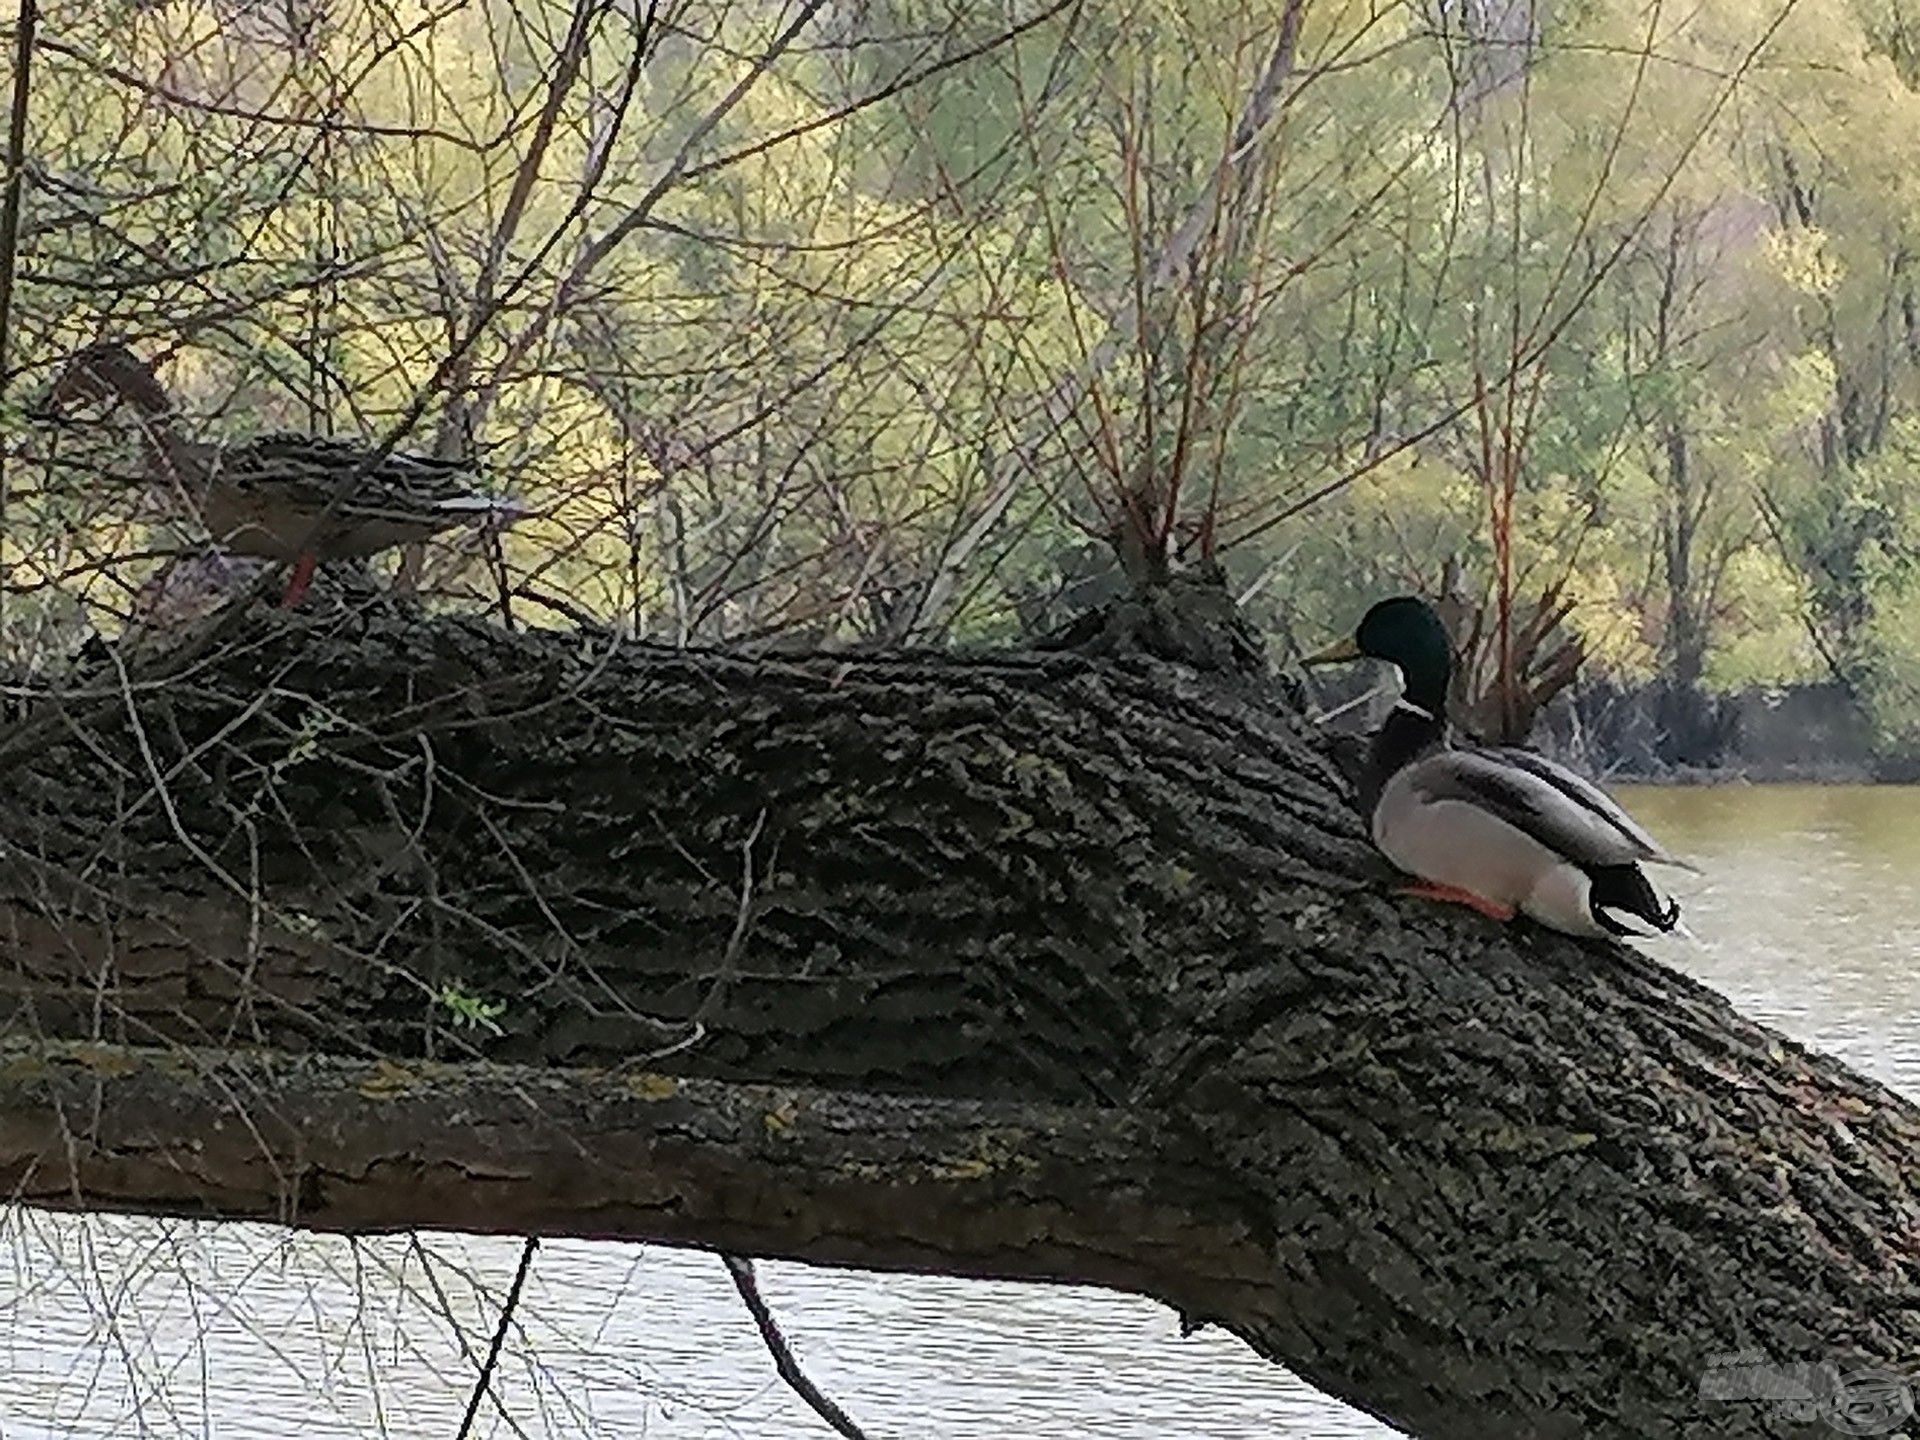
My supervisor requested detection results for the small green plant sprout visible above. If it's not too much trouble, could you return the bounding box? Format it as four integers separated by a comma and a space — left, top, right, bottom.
277, 706, 341, 774
243, 707, 346, 819
277, 908, 325, 939
437, 983, 507, 1037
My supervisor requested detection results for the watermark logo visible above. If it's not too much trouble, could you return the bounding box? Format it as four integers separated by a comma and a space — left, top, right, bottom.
1699, 1351, 1914, 1436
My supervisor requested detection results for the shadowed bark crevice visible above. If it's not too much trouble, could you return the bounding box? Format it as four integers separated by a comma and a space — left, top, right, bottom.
0, 607, 1915, 1440
1034, 563, 1274, 681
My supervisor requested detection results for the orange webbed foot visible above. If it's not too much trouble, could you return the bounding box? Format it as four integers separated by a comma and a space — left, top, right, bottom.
279, 552, 319, 608
1397, 881, 1516, 922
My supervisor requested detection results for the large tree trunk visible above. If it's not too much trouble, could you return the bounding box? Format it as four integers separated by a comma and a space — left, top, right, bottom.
0, 604, 1915, 1440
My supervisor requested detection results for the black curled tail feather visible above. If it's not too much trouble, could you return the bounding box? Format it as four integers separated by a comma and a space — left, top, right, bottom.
1588, 863, 1680, 935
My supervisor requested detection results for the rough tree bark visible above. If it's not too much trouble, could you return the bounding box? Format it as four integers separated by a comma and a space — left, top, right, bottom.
0, 600, 1916, 1439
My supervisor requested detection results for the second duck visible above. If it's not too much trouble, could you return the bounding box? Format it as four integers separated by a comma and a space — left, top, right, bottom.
1306, 595, 1694, 939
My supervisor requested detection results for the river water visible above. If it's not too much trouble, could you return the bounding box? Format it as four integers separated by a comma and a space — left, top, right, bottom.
2, 786, 1915, 1439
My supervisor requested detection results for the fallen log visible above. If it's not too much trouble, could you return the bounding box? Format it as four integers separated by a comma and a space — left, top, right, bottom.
0, 603, 1914, 1439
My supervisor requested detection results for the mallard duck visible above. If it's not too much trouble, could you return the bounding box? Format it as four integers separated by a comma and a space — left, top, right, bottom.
32, 341, 525, 606
1304, 595, 1693, 938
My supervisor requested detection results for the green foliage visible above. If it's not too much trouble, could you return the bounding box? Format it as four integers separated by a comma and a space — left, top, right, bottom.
10, 0, 1920, 751
1704, 549, 1822, 692
437, 984, 508, 1037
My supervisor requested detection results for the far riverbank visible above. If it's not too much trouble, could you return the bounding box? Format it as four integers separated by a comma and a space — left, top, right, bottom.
1316, 677, 1911, 785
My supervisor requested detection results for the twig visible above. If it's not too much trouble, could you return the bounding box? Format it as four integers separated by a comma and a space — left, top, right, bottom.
482, 0, 829, 401
693, 807, 767, 1025
722, 1253, 875, 1440
0, 0, 40, 643
897, 0, 1305, 638
454, 1236, 540, 1440
0, 0, 35, 366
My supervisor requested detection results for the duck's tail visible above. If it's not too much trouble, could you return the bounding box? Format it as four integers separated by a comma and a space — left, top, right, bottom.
426, 494, 532, 542
432, 493, 530, 520
1587, 862, 1681, 937
433, 495, 526, 518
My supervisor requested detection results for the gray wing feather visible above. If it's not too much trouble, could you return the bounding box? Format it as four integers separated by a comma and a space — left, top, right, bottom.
1411, 747, 1695, 871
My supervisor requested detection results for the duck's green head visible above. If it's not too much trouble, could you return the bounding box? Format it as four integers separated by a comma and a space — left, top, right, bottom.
1303, 595, 1453, 708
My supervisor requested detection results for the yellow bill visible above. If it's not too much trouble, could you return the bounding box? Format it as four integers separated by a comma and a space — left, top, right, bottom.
1299, 635, 1362, 666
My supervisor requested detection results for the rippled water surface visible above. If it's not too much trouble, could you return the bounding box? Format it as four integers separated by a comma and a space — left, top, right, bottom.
1620, 785, 1920, 1095
2, 785, 1914, 1438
